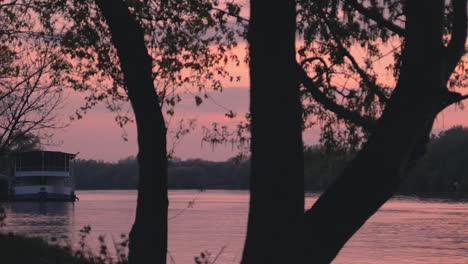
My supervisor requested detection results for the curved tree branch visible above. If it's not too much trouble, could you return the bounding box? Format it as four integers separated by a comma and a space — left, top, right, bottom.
211, 7, 249, 23
300, 56, 332, 86
444, 0, 467, 81
345, 0, 405, 36
437, 91, 468, 112
296, 63, 377, 131
300, 56, 329, 68
339, 48, 389, 103
317, 10, 390, 104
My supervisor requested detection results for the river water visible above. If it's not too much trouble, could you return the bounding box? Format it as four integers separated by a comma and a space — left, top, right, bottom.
1, 190, 467, 264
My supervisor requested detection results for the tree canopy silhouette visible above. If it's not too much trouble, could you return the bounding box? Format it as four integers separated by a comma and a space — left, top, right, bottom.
243, 0, 467, 263
0, 4, 66, 157
1, 1, 466, 263
1, 1, 244, 263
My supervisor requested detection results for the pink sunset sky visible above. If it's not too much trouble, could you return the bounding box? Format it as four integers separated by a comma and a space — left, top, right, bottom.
46, 40, 468, 162
40, 2, 468, 163
49, 85, 252, 162
47, 82, 468, 163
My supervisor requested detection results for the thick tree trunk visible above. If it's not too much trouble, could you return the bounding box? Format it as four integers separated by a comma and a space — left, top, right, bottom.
241, 0, 305, 263
303, 1, 452, 263
94, 1, 168, 264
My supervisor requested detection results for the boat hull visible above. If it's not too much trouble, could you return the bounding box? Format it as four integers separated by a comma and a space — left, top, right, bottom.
13, 193, 75, 201
13, 185, 74, 201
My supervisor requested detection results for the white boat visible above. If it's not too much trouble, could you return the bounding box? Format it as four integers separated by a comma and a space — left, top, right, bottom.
12, 151, 77, 201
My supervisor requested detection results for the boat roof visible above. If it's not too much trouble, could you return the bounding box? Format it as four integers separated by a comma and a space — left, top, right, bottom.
14, 150, 77, 159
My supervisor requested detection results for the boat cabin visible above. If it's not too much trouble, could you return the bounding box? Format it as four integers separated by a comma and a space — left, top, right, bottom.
13, 151, 77, 201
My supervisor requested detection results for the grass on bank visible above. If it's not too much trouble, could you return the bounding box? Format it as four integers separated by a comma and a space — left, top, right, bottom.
0, 232, 128, 264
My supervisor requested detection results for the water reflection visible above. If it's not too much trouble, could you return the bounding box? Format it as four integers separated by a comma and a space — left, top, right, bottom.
10, 201, 73, 215
1, 190, 467, 264
4, 201, 74, 243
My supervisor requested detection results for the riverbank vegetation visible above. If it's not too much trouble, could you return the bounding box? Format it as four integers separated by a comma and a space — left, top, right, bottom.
0, 232, 128, 264
73, 126, 468, 196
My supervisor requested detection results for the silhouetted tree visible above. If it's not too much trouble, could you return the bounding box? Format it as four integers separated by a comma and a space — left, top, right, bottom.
92, 2, 168, 263
241, 0, 305, 263
303, 2, 466, 262
243, 0, 467, 263
1, 1, 244, 263
0, 12, 65, 157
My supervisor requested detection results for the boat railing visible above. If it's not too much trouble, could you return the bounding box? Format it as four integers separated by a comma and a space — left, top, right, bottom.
15, 166, 71, 172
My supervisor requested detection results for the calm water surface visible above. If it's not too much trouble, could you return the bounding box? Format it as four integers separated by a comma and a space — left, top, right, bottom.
2, 190, 468, 264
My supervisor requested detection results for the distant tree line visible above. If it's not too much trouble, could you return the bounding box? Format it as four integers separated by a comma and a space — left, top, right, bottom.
74, 157, 250, 190
74, 126, 468, 195
400, 126, 468, 194
304, 126, 468, 195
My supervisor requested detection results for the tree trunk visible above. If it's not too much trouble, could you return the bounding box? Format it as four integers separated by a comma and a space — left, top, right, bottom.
94, 1, 168, 264
241, 0, 305, 263
303, 1, 453, 263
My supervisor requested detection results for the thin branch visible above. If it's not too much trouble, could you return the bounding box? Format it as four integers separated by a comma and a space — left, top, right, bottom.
458, 94, 468, 102
301, 56, 332, 86
211, 7, 249, 23
0, 51, 62, 153
0, 86, 17, 102
296, 63, 377, 131
438, 91, 468, 112
0, 0, 21, 7
211, 245, 227, 264
345, 0, 405, 36
318, 11, 390, 103
0, 55, 55, 103
0, 29, 63, 41
0, 82, 37, 152
444, 0, 467, 81
168, 191, 201, 220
